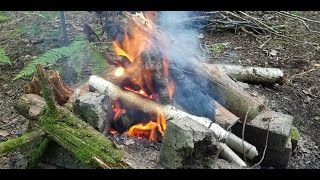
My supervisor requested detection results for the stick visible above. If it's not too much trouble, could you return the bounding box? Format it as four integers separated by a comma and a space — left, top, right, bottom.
88, 75, 258, 160
220, 143, 247, 167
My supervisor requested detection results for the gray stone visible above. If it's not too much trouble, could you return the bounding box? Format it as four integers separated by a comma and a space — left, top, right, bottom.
232, 111, 293, 151
253, 137, 292, 168
41, 142, 87, 169
73, 92, 113, 135
159, 117, 221, 169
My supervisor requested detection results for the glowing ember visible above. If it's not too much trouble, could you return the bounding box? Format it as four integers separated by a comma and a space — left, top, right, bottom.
110, 129, 117, 135
114, 67, 125, 77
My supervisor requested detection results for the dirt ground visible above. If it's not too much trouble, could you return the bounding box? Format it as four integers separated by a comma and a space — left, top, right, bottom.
0, 11, 319, 169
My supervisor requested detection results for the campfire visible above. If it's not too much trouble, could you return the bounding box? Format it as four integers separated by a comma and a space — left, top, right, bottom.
107, 13, 174, 142
14, 11, 295, 169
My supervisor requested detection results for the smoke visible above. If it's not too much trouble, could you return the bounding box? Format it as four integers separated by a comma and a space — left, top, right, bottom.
156, 11, 224, 121
157, 11, 206, 67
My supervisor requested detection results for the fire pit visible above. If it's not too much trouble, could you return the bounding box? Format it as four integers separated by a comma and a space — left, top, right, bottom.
3, 11, 294, 169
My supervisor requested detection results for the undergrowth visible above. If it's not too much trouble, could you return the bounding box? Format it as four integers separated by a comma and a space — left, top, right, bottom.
14, 36, 108, 81
0, 47, 11, 65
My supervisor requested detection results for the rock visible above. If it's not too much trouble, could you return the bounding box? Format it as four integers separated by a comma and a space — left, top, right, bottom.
73, 92, 113, 135
159, 117, 221, 169
314, 116, 320, 121
6, 90, 13, 96
41, 142, 87, 169
232, 111, 293, 151
254, 137, 292, 168
0, 130, 9, 137
2, 84, 9, 90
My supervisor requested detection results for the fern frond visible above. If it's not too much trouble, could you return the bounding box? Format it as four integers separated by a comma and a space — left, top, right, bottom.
13, 39, 88, 80
0, 47, 11, 65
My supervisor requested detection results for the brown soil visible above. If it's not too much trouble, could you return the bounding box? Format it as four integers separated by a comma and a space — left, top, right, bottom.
0, 11, 319, 169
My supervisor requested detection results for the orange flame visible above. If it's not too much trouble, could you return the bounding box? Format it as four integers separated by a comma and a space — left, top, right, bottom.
110, 12, 169, 142
124, 109, 166, 141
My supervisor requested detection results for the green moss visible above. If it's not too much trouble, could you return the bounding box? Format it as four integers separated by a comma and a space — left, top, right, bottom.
0, 13, 10, 23
290, 126, 300, 142
289, 11, 303, 16
27, 138, 50, 168
0, 130, 43, 154
39, 107, 126, 168
210, 43, 226, 55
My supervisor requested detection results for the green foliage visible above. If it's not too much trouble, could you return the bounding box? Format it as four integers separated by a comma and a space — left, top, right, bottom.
290, 11, 303, 16
14, 37, 107, 81
0, 47, 11, 65
290, 126, 300, 141
210, 43, 226, 54
0, 12, 10, 23
16, 25, 41, 36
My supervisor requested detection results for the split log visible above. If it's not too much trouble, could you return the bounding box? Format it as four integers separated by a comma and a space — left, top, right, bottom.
208, 64, 284, 84
88, 76, 258, 160
201, 63, 266, 121
25, 70, 74, 106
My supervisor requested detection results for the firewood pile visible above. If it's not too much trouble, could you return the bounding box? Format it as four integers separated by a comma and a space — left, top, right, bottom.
0, 11, 294, 169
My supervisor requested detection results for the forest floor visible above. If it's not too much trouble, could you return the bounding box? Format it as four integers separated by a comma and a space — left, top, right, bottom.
0, 11, 319, 169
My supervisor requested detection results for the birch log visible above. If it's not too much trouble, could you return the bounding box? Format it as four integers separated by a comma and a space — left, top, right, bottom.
88, 75, 258, 160
209, 64, 284, 84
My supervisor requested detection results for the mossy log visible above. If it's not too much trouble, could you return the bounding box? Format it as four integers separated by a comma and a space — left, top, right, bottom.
15, 94, 128, 169
14, 64, 129, 169
0, 129, 45, 155
0, 128, 49, 169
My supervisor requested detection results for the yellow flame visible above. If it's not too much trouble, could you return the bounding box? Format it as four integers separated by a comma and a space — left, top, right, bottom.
114, 67, 124, 77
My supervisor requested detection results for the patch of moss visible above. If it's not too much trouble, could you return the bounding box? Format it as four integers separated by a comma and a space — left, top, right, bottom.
289, 11, 303, 16
27, 138, 50, 168
210, 43, 226, 55
290, 126, 300, 142
0, 12, 10, 23
0, 131, 43, 154
39, 107, 126, 168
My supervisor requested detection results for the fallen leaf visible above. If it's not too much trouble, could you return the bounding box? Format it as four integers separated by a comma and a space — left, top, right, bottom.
270, 49, 278, 56
124, 139, 135, 145
0, 130, 9, 137
302, 89, 310, 95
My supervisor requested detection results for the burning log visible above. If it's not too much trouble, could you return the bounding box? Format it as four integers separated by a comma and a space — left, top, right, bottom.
120, 11, 265, 121
201, 63, 266, 122
88, 76, 258, 160
208, 64, 284, 85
